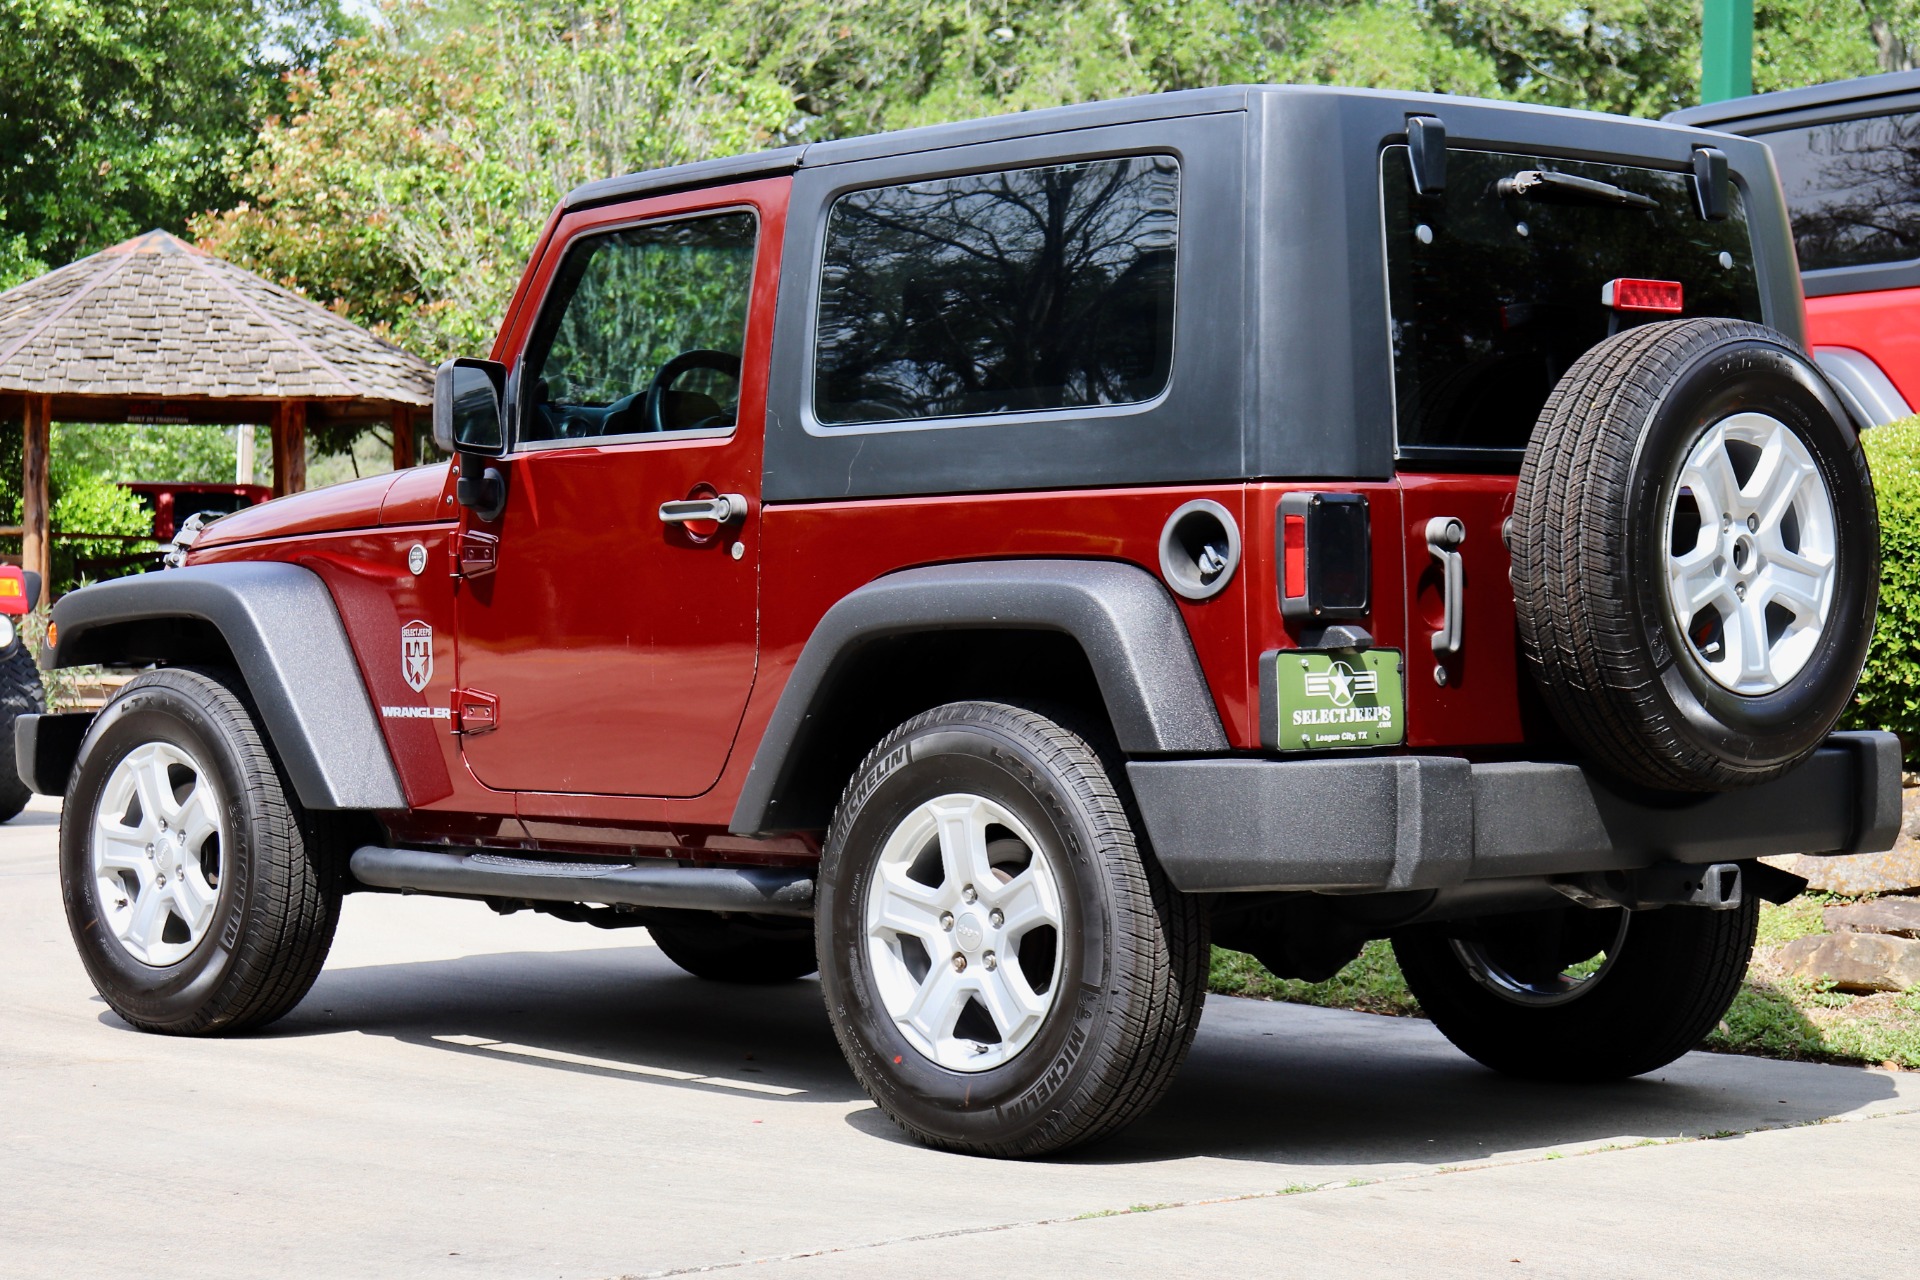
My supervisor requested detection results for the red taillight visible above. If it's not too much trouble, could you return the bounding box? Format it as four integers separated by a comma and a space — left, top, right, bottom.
1282, 514, 1307, 601
0, 566, 25, 617
1601, 278, 1684, 313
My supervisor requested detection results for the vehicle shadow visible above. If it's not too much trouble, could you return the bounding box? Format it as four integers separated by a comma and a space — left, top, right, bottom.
196, 941, 1905, 1170
1090, 995, 1907, 1167
261, 941, 871, 1104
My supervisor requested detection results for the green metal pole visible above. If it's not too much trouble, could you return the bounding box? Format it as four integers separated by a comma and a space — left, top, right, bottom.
1701, 0, 1755, 103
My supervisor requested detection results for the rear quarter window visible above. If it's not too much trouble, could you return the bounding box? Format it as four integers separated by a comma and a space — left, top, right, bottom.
1383, 146, 1765, 462
812, 155, 1180, 426
1762, 112, 1920, 271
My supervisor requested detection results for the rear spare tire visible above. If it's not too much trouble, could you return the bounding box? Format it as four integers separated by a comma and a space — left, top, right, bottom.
1511, 318, 1878, 791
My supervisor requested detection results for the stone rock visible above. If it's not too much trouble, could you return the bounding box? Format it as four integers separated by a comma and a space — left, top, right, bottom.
1765, 850, 1920, 896
1824, 899, 1920, 939
1774, 932, 1920, 993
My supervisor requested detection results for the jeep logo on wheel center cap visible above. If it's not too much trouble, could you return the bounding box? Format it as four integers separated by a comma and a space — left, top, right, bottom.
955, 913, 984, 952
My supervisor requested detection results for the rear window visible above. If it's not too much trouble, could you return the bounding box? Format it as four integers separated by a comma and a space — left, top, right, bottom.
1762, 113, 1920, 271
813, 155, 1179, 426
1384, 146, 1764, 460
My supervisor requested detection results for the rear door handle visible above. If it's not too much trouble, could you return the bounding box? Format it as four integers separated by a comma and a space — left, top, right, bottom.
1425, 516, 1466, 660
659, 493, 748, 525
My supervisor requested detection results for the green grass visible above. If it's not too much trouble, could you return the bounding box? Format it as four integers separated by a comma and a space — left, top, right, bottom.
1208, 899, 1920, 1070
1209, 938, 1419, 1017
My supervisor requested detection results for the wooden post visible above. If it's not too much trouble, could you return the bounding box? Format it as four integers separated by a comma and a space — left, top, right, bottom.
235, 422, 257, 486
391, 406, 416, 471
21, 395, 51, 589
271, 400, 307, 496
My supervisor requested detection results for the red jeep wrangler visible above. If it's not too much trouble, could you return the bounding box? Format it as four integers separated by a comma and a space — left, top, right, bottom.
23, 87, 1900, 1158
1672, 71, 1920, 425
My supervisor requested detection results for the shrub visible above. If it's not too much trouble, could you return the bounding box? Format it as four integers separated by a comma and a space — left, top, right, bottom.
49, 468, 152, 595
1845, 416, 1920, 763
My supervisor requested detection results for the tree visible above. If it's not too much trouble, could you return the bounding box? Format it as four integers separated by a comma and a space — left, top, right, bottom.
197, 1, 792, 360
0, 0, 360, 289
194, 0, 1920, 366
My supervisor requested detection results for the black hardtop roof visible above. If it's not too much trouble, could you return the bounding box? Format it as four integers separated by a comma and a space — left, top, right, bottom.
1666, 70, 1920, 131
563, 83, 1738, 211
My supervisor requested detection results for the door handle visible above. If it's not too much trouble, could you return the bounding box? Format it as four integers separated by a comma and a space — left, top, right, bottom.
659, 493, 748, 525
1425, 516, 1466, 661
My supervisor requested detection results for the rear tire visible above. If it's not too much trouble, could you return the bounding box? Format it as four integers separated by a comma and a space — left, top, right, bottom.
817, 701, 1208, 1158
0, 637, 44, 823
60, 667, 341, 1035
1393, 897, 1757, 1081
648, 914, 817, 983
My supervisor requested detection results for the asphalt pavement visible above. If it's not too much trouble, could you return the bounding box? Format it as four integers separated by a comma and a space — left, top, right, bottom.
5, 793, 1918, 1278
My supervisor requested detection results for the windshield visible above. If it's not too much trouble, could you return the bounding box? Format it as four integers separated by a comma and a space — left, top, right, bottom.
1383, 146, 1765, 462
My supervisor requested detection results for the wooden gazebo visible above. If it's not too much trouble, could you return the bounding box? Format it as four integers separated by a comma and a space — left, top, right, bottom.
0, 230, 433, 585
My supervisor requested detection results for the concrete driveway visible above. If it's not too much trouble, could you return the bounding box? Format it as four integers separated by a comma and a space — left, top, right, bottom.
5, 794, 1917, 1278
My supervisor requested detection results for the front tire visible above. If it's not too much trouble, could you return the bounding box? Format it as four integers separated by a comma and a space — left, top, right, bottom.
60, 667, 341, 1035
818, 701, 1208, 1158
1393, 898, 1757, 1081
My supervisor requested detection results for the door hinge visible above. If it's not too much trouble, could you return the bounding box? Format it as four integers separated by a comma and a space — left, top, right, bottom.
453, 688, 499, 735
455, 530, 499, 579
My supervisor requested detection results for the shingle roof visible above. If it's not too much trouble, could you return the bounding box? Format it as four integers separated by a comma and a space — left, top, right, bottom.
0, 230, 431, 406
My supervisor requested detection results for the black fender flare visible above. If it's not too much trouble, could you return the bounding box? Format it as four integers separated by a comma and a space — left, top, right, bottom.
729, 559, 1228, 835
45, 563, 405, 810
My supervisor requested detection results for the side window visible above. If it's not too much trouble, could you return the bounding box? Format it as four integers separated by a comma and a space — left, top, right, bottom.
1764, 113, 1920, 271
813, 155, 1179, 426
521, 210, 757, 443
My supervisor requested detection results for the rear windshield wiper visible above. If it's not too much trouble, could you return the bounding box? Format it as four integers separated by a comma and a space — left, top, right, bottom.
1496, 169, 1659, 211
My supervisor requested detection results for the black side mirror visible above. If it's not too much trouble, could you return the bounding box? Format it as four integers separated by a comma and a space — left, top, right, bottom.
435, 358, 510, 520
433, 357, 508, 456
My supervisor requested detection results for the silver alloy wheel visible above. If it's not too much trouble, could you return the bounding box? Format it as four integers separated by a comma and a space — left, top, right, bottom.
90, 741, 226, 967
864, 793, 1065, 1072
1665, 411, 1838, 695
1450, 911, 1631, 1008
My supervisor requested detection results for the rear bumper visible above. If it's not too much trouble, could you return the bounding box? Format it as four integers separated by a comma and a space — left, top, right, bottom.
1128, 731, 1904, 894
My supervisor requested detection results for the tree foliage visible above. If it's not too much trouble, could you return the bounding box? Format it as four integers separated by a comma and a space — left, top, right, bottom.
0, 1, 359, 289
188, 1, 1920, 365
196, 1, 791, 358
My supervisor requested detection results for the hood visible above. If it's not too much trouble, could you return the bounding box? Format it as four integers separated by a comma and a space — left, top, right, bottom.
194, 463, 454, 549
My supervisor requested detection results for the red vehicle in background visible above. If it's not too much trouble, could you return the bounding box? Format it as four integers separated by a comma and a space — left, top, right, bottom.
1673, 72, 1920, 425
120, 481, 271, 543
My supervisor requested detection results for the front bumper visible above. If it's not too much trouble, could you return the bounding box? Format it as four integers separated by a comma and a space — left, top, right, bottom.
1128, 731, 1904, 894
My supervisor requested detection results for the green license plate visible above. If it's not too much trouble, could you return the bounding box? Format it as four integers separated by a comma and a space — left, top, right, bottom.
1270, 648, 1405, 751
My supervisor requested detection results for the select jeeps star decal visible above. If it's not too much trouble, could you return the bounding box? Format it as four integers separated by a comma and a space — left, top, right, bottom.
402, 620, 434, 692
1304, 660, 1378, 708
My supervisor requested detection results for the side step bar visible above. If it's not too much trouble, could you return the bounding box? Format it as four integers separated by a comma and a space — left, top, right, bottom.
349, 846, 815, 919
